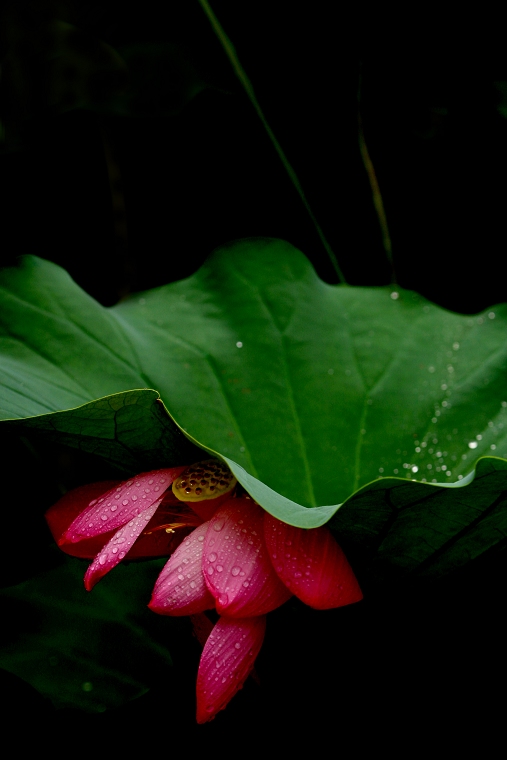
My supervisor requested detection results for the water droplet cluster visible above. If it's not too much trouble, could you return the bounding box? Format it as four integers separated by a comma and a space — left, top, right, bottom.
371, 323, 507, 483
172, 460, 236, 502
74, 472, 169, 539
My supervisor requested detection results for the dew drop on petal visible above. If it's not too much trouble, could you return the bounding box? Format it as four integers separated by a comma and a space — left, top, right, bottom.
231, 566, 241, 576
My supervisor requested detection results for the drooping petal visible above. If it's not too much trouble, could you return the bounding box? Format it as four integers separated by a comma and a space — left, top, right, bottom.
45, 481, 121, 558
263, 514, 363, 609
196, 615, 266, 724
62, 467, 185, 543
84, 497, 163, 590
148, 522, 215, 616
203, 498, 292, 617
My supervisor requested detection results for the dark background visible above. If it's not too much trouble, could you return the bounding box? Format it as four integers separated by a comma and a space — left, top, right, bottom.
1, 0, 505, 748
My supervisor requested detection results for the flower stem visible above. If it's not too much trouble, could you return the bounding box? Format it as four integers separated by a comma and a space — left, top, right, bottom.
197, 0, 348, 285
357, 66, 397, 284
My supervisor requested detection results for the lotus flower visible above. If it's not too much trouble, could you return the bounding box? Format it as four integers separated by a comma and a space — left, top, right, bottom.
45, 459, 237, 590
148, 494, 363, 723
45, 459, 363, 723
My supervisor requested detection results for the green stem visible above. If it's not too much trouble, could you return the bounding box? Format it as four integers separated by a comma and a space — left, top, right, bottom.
357, 67, 397, 284
197, 0, 347, 284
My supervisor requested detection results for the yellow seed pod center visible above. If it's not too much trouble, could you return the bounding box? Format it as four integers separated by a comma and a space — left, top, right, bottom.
172, 459, 237, 502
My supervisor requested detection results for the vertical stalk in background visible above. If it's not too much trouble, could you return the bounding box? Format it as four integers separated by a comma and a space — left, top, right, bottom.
357, 67, 397, 284
101, 127, 135, 302
197, 0, 347, 285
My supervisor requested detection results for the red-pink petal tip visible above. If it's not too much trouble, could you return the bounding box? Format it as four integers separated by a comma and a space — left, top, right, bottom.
196, 615, 266, 723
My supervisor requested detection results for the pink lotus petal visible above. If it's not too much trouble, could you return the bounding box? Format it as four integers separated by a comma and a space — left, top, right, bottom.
84, 497, 163, 590
263, 514, 363, 609
148, 522, 215, 616
203, 498, 292, 617
45, 480, 121, 558
196, 615, 266, 724
63, 467, 185, 543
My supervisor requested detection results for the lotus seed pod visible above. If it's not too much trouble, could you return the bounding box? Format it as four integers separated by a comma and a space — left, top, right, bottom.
172, 459, 237, 502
